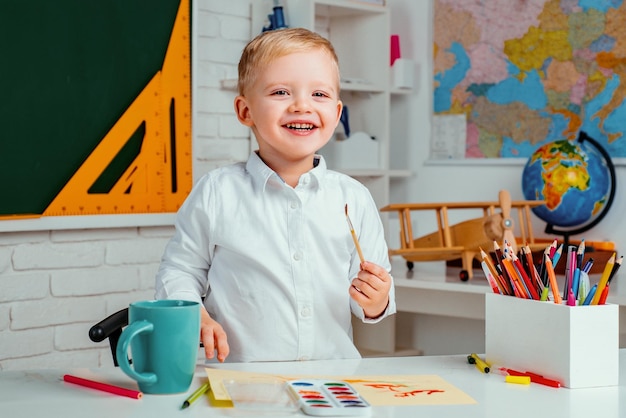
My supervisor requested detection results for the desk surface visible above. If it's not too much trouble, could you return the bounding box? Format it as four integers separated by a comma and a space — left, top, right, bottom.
1, 352, 624, 418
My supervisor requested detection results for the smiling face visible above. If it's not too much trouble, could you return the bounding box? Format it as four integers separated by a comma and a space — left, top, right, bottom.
234, 48, 343, 177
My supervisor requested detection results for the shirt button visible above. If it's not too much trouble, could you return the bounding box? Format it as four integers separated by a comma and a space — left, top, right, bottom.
290, 201, 298, 209
293, 252, 302, 261
301, 306, 311, 317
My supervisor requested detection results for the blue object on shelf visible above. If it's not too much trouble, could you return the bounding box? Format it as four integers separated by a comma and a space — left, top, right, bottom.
263, 6, 288, 32
339, 106, 350, 138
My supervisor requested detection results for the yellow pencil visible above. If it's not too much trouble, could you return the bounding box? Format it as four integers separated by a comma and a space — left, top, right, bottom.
591, 252, 616, 305
345, 204, 365, 264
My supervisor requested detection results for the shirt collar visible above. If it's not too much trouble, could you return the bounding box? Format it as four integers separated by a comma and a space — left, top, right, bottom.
246, 152, 328, 192
308, 155, 326, 187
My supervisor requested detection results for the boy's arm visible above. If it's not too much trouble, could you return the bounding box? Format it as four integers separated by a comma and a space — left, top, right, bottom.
154, 176, 230, 361
200, 308, 229, 362
155, 177, 214, 303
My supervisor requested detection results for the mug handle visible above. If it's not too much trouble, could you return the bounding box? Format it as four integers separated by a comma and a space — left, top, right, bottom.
116, 320, 158, 384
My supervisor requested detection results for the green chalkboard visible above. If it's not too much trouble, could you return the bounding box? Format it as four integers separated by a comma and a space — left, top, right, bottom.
0, 0, 182, 216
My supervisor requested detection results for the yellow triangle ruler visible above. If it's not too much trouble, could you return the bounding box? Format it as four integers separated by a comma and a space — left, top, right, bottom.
43, 0, 191, 217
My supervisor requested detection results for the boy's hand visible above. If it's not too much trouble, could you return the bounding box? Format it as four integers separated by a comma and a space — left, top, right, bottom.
349, 260, 391, 319
200, 308, 229, 362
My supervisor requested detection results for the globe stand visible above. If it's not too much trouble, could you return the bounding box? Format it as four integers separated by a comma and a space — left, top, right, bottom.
543, 131, 616, 249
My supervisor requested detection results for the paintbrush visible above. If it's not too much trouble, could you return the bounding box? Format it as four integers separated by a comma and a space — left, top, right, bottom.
345, 204, 365, 264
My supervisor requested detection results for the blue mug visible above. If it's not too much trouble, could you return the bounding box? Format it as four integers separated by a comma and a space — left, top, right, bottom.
116, 300, 200, 394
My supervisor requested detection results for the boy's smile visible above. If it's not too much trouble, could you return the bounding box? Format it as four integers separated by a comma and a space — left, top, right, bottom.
285, 122, 315, 133
234, 48, 342, 181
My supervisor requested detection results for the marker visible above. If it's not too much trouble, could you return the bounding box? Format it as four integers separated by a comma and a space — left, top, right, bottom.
503, 369, 561, 388
523, 371, 562, 388
577, 272, 588, 306
598, 284, 610, 305
566, 288, 576, 306
563, 246, 576, 300
571, 268, 581, 299
552, 243, 563, 268
63, 374, 142, 399
468, 353, 490, 373
181, 382, 211, 409
505, 375, 531, 385
582, 283, 597, 305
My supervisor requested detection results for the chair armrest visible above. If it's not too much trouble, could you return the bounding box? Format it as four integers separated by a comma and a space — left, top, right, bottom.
89, 308, 128, 366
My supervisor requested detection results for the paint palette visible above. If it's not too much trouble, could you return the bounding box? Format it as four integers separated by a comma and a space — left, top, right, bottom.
287, 379, 371, 416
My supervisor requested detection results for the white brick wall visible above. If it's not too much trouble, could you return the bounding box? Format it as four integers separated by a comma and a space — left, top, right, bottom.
0, 0, 253, 370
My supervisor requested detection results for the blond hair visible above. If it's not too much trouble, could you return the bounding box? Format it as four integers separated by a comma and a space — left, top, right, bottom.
237, 27, 340, 96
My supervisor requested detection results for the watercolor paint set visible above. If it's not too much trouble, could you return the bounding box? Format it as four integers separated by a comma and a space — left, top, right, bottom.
287, 379, 371, 416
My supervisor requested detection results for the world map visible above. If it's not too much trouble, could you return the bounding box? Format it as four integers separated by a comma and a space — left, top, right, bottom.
433, 0, 626, 159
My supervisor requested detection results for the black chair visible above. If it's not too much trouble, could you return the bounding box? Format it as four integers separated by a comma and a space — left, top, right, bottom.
88, 308, 129, 367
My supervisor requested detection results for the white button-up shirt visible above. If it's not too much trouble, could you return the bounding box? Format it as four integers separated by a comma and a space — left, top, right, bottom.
155, 153, 395, 362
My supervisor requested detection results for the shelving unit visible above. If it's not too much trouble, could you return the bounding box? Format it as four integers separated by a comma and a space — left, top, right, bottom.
250, 0, 411, 210
246, 0, 414, 356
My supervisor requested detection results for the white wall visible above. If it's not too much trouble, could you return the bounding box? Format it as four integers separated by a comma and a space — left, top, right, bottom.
2, 0, 625, 370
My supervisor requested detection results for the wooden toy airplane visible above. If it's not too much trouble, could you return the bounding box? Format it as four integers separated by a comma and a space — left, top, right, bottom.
380, 190, 545, 280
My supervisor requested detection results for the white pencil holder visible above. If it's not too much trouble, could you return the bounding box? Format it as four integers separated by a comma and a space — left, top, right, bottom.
485, 293, 619, 388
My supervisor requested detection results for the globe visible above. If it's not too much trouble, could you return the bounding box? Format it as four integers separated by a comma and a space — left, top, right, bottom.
521, 135, 615, 233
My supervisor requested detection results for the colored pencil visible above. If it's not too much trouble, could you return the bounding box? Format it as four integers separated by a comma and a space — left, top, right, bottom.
481, 261, 501, 294
512, 253, 540, 300
502, 257, 528, 299
591, 253, 616, 305
63, 374, 142, 399
181, 382, 211, 409
544, 255, 562, 304
608, 255, 623, 284
481, 248, 510, 295
494, 241, 514, 291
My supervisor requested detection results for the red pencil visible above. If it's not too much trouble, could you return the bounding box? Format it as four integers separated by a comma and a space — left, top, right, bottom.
504, 369, 561, 388
63, 374, 143, 399
512, 253, 540, 300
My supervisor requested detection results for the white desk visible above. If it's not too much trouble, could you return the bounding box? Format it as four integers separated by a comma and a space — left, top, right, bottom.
1, 352, 624, 418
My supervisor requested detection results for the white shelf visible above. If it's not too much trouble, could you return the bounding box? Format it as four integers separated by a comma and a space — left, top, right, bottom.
340, 81, 385, 93
222, 77, 387, 94
219, 78, 237, 91
391, 87, 413, 95
314, 0, 386, 13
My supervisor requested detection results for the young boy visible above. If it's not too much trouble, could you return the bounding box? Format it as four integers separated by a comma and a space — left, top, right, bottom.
155, 27, 395, 363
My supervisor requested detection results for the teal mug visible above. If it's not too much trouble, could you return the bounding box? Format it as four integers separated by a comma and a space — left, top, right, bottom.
116, 300, 200, 394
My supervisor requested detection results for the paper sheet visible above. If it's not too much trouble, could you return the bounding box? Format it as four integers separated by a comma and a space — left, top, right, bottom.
430, 114, 467, 159
206, 368, 477, 406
